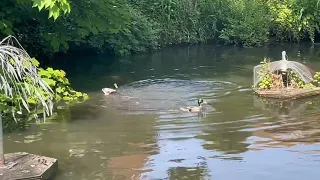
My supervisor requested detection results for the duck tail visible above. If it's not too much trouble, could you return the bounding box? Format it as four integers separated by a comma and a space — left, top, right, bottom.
180, 107, 189, 112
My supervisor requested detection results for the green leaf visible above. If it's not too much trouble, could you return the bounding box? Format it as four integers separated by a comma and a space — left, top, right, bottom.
56, 86, 63, 93
31, 58, 40, 67
38, 0, 45, 11
83, 94, 89, 100
46, 67, 54, 72
75, 92, 82, 97
52, 10, 60, 21
32, 0, 42, 9
62, 3, 70, 14
63, 96, 72, 101
48, 10, 54, 19
27, 98, 37, 104
55, 94, 62, 100
42, 78, 56, 86
44, 0, 51, 8
0, 103, 6, 111
9, 58, 15, 65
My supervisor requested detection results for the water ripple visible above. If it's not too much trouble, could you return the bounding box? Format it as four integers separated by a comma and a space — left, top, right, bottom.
99, 78, 237, 116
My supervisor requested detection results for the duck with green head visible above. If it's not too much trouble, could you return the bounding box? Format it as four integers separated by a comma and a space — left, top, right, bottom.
180, 98, 208, 113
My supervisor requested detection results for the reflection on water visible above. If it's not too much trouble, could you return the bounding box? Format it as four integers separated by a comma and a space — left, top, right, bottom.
4, 44, 320, 180
250, 97, 320, 148
253, 96, 310, 116
107, 154, 150, 180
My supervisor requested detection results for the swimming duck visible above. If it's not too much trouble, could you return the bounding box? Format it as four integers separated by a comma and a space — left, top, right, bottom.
102, 88, 117, 95
180, 98, 208, 113
102, 83, 119, 95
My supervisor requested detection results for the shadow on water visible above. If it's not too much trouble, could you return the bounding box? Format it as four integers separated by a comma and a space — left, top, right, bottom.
4, 44, 320, 180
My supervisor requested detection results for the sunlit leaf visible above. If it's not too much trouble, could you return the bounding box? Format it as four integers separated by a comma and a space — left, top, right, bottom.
42, 78, 56, 86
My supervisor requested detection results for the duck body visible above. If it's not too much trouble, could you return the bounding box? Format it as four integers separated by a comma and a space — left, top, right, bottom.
180, 98, 207, 113
102, 88, 117, 95
180, 106, 204, 113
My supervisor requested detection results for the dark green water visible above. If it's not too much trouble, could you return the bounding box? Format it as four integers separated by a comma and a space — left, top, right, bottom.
4, 44, 320, 180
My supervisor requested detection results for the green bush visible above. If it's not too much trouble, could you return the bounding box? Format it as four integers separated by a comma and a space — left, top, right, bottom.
219, 0, 270, 46
3, 0, 320, 58
0, 57, 89, 131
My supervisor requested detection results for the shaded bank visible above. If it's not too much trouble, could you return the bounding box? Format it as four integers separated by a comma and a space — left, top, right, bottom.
2, 0, 320, 61
45, 42, 320, 91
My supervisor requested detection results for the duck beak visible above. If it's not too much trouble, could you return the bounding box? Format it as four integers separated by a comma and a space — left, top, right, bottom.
203, 101, 208, 104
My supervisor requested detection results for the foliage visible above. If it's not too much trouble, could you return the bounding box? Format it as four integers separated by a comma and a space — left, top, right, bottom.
293, 0, 320, 43
287, 70, 320, 89
256, 58, 273, 90
0, 35, 54, 135
288, 71, 302, 87
219, 0, 271, 46
267, 0, 303, 42
103, 4, 161, 56
129, 0, 222, 45
0, 36, 53, 119
1, 58, 89, 131
312, 72, 320, 86
0, 0, 164, 57
37, 63, 89, 104
287, 70, 315, 88
258, 74, 273, 90
267, 0, 320, 43
0, 35, 88, 132
31, 0, 71, 20
3, 0, 320, 59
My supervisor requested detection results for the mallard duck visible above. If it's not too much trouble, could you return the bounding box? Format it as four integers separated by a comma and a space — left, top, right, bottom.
102, 83, 119, 95
180, 98, 208, 113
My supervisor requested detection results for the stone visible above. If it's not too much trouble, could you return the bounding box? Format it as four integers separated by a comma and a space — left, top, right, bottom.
0, 152, 58, 180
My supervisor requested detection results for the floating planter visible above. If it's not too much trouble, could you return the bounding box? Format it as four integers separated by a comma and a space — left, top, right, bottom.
252, 51, 320, 99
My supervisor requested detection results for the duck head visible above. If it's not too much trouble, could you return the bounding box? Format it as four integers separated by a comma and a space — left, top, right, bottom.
197, 98, 208, 106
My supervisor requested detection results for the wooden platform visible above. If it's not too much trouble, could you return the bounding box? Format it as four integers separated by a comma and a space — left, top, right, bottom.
255, 87, 320, 99
0, 152, 58, 180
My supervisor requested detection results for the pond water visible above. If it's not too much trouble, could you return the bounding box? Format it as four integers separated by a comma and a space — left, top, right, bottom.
4, 44, 320, 180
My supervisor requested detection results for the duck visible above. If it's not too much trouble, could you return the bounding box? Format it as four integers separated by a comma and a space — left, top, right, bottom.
180, 98, 208, 113
102, 88, 117, 95
102, 83, 118, 95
